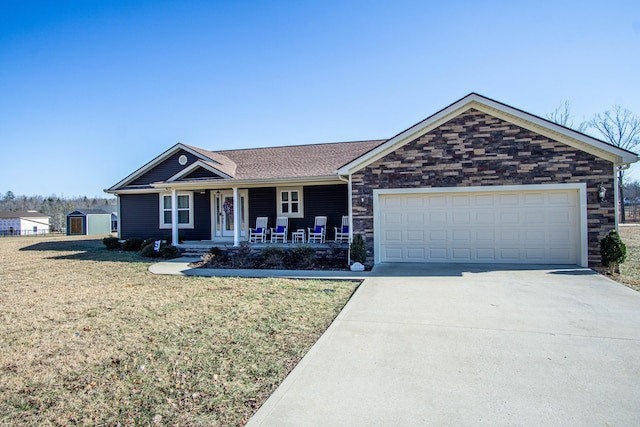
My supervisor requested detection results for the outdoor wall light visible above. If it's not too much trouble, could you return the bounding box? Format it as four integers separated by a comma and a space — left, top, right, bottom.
597, 183, 607, 203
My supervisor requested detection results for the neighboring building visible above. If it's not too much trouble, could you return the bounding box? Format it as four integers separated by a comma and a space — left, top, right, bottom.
0, 210, 50, 236
66, 209, 114, 236
105, 93, 638, 267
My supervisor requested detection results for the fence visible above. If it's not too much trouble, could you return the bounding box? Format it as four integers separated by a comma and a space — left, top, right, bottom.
0, 230, 64, 238
624, 204, 640, 223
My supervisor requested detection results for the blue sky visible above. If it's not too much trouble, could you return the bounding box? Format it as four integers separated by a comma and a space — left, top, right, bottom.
1, 0, 639, 198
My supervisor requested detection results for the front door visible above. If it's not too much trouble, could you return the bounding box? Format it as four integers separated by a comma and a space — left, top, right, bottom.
221, 193, 247, 237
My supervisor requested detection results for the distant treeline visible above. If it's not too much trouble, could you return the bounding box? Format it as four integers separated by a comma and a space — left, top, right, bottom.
0, 191, 116, 231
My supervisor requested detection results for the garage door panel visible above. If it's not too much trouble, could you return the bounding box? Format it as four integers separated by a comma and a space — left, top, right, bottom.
407, 212, 424, 224
452, 195, 471, 206
406, 248, 426, 260
406, 230, 425, 241
429, 212, 447, 224
383, 212, 403, 225
452, 211, 471, 225
378, 189, 579, 264
452, 230, 470, 241
429, 230, 447, 241
383, 230, 403, 242
476, 248, 496, 260
452, 248, 471, 260
475, 211, 495, 224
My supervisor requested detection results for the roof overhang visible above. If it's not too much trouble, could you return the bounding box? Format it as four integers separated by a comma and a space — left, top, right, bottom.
149, 175, 345, 191
337, 93, 638, 175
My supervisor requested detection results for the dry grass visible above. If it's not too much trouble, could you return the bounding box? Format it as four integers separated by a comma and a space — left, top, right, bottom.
617, 225, 640, 291
0, 236, 359, 426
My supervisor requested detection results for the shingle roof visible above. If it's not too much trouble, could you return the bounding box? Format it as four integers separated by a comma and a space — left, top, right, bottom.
0, 210, 49, 219
184, 140, 386, 180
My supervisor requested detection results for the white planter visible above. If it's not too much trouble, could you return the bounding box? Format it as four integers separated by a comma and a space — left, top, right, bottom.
350, 262, 365, 271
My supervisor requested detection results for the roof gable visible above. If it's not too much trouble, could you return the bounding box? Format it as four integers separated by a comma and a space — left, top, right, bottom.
337, 93, 638, 174
67, 209, 112, 216
168, 160, 230, 182
107, 144, 237, 191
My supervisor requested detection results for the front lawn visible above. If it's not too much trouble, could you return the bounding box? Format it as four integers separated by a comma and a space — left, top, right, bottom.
0, 236, 358, 426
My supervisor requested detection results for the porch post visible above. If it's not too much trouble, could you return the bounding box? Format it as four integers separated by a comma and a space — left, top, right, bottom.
171, 189, 179, 246
233, 187, 240, 246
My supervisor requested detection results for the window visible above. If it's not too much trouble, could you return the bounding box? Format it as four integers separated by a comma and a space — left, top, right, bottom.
160, 192, 194, 229
277, 187, 303, 218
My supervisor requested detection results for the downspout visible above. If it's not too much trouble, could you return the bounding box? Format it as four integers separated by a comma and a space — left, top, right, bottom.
338, 174, 352, 265
233, 187, 240, 246
615, 163, 631, 230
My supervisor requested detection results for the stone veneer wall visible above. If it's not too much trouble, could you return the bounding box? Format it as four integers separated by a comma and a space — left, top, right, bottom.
352, 109, 615, 267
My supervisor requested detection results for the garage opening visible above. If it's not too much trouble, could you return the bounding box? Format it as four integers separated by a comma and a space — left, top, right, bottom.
375, 186, 584, 265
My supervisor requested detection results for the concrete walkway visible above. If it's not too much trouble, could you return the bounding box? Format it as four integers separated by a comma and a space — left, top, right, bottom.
148, 257, 369, 280
245, 263, 640, 426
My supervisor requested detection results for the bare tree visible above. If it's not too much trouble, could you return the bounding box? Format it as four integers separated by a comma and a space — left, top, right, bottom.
546, 101, 587, 132
588, 106, 640, 223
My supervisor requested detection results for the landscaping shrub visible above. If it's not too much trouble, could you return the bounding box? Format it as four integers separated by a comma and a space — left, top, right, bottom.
122, 237, 144, 252
349, 234, 367, 264
161, 245, 181, 259
102, 236, 121, 250
141, 242, 163, 258
289, 245, 316, 269
600, 230, 627, 274
261, 246, 286, 267
209, 246, 223, 257
231, 242, 253, 268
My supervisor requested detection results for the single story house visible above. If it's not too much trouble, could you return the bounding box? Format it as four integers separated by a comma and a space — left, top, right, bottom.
105, 93, 638, 267
0, 210, 50, 236
66, 209, 115, 236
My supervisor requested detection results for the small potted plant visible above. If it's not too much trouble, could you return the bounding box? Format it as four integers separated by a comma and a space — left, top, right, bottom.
349, 234, 367, 271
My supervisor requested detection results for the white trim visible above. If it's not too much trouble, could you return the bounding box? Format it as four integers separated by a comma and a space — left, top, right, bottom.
372, 183, 588, 267
167, 160, 231, 182
337, 93, 637, 175
159, 191, 194, 230
149, 176, 343, 191
277, 186, 304, 218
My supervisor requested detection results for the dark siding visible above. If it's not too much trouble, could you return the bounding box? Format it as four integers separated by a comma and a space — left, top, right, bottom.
248, 185, 347, 234
130, 150, 200, 186
120, 193, 161, 239
249, 188, 277, 229
119, 192, 211, 240
298, 185, 347, 233
188, 191, 212, 240
182, 167, 223, 180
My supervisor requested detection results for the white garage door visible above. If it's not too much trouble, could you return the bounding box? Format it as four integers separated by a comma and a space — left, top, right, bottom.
377, 188, 580, 264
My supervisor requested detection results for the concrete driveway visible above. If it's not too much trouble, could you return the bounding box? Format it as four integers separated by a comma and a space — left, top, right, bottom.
247, 264, 640, 426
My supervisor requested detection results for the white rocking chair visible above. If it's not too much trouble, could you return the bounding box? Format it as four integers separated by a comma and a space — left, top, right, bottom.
334, 215, 349, 243
270, 217, 288, 243
249, 217, 268, 243
307, 216, 327, 243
